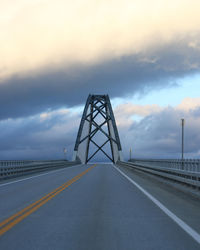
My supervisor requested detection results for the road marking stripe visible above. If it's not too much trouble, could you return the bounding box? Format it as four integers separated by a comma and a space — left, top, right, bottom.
113, 165, 200, 245
0, 164, 83, 187
0, 176, 78, 228
0, 165, 95, 236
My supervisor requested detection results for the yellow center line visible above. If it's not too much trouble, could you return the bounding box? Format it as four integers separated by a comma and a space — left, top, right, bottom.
0, 164, 96, 236
0, 169, 87, 228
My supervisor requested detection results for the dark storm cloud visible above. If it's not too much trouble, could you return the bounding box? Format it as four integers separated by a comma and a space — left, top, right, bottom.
1, 36, 200, 120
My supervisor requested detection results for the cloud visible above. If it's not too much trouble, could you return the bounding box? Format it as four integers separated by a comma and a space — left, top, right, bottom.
115, 103, 162, 126
115, 98, 200, 159
0, 108, 81, 160
114, 97, 200, 127
1, 1, 200, 160
177, 97, 200, 111
1, 1, 200, 119
1, 97, 200, 161
1, 39, 200, 121
1, 0, 200, 79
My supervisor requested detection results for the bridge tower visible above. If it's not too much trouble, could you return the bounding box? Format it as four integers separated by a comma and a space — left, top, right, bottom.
73, 94, 123, 164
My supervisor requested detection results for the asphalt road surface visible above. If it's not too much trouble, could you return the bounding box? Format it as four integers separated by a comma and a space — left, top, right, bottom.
0, 163, 199, 250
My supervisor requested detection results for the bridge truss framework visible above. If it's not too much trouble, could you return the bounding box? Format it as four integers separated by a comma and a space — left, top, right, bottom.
73, 94, 123, 164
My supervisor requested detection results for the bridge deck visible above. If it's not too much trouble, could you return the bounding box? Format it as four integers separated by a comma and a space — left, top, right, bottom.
0, 164, 199, 249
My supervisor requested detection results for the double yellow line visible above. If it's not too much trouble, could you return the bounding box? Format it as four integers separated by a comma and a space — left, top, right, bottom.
0, 164, 96, 236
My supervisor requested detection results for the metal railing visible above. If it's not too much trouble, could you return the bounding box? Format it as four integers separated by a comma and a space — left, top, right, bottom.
117, 159, 200, 189
0, 160, 35, 166
129, 158, 200, 172
0, 160, 80, 180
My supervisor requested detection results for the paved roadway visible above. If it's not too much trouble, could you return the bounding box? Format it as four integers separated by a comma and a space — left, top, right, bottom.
0, 164, 200, 250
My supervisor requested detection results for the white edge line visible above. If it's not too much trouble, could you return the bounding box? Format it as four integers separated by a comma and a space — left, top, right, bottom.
0, 164, 83, 187
113, 165, 200, 245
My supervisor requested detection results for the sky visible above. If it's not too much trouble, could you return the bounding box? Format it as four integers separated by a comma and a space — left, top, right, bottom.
1, 0, 200, 161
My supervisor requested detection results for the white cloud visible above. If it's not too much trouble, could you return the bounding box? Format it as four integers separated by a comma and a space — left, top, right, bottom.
115, 103, 162, 116
39, 108, 70, 121
1, 0, 200, 79
114, 103, 162, 127
177, 97, 200, 111
114, 97, 200, 127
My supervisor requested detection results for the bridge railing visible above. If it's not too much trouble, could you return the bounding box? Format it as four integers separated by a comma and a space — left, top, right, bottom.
129, 159, 200, 172
0, 160, 35, 166
117, 159, 200, 189
0, 160, 80, 180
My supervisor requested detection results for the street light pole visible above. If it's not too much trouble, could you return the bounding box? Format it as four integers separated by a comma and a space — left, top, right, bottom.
129, 148, 132, 161
181, 118, 184, 162
63, 148, 67, 160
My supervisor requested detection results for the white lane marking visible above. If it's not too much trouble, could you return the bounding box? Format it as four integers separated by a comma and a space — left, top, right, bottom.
0, 164, 83, 187
113, 165, 200, 244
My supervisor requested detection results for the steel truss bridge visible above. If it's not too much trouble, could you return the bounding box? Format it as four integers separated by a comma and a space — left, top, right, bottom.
0, 94, 200, 249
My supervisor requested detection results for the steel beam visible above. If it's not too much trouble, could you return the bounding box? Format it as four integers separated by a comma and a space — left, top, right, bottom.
73, 94, 123, 163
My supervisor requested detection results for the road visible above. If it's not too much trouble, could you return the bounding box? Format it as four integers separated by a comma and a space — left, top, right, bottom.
0, 163, 199, 250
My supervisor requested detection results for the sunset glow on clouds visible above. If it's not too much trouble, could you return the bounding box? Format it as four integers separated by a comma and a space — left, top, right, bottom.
1, 0, 200, 160
1, 0, 200, 79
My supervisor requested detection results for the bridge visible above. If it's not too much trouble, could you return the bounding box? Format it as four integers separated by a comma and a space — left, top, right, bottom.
0, 95, 200, 249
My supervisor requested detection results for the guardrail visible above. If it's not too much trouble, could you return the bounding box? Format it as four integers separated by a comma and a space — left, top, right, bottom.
0, 160, 35, 166
0, 160, 80, 180
0, 160, 72, 167
129, 158, 200, 172
117, 160, 200, 189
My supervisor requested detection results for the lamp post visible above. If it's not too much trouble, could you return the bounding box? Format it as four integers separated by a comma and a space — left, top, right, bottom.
181, 118, 184, 161
129, 148, 132, 161
181, 118, 185, 169
63, 148, 67, 160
